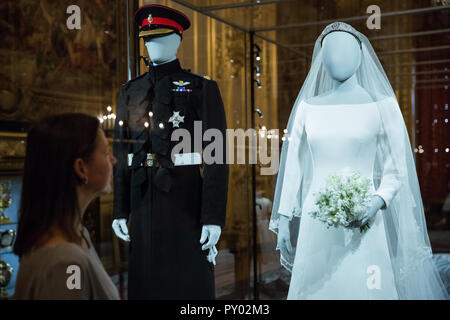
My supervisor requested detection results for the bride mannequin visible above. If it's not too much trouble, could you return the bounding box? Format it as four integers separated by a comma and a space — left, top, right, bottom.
277, 31, 386, 264
271, 22, 449, 300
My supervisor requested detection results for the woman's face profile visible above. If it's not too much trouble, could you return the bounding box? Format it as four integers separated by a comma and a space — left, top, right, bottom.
84, 128, 116, 196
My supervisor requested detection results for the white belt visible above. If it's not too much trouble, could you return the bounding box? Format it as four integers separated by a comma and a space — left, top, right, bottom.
128, 152, 202, 167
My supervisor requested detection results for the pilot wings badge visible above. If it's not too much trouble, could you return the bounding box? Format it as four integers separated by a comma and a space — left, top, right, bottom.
172, 80, 192, 92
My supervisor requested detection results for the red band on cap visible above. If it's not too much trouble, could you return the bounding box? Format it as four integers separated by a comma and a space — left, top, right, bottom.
142, 17, 183, 34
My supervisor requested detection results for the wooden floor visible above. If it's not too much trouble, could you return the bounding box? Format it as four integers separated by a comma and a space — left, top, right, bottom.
105, 246, 291, 299
103, 228, 450, 300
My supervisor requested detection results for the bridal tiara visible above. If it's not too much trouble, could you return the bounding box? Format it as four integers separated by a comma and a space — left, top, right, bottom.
318, 22, 362, 48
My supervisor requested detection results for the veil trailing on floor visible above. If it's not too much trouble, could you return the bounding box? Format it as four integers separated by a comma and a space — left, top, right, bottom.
269, 21, 449, 299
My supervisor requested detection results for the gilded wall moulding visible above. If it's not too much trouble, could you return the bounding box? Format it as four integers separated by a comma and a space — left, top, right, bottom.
0, 132, 26, 175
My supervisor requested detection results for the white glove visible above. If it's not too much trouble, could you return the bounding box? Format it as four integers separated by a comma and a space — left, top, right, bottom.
348, 195, 385, 231
112, 218, 130, 242
207, 246, 218, 266
200, 225, 221, 265
277, 215, 293, 261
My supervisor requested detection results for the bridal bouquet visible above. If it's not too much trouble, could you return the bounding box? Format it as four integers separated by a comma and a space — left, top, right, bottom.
309, 168, 372, 233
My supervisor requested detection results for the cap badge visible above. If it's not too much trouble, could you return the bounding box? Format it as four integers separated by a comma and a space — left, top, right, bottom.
148, 14, 153, 23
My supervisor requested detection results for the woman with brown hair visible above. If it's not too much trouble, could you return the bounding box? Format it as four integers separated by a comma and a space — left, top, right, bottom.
13, 113, 120, 299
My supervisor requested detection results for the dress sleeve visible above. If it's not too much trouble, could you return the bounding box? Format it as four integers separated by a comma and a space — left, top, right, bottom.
277, 104, 308, 218
373, 120, 402, 210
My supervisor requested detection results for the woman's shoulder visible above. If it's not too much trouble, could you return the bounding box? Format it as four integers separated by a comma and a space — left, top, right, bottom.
22, 227, 96, 271
22, 241, 91, 271
15, 242, 95, 300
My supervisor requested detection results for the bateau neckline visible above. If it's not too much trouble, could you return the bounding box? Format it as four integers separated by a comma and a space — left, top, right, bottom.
303, 96, 392, 107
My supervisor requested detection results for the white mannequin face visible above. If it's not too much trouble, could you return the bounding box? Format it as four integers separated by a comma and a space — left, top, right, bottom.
144, 33, 181, 65
321, 31, 361, 82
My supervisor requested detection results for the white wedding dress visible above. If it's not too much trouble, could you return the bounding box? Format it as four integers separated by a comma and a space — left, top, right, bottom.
287, 99, 399, 299
272, 21, 449, 300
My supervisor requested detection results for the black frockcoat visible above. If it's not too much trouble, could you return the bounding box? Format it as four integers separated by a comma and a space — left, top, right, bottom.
112, 59, 228, 299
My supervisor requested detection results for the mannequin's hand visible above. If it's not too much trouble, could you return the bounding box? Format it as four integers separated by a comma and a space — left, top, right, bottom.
277, 215, 293, 260
112, 218, 130, 242
200, 225, 221, 250
348, 195, 385, 230
200, 225, 221, 265
207, 246, 218, 265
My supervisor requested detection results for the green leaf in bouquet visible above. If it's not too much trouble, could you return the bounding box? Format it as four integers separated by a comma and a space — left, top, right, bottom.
360, 223, 371, 233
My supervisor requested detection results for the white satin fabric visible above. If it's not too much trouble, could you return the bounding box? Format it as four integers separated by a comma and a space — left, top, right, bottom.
284, 99, 399, 299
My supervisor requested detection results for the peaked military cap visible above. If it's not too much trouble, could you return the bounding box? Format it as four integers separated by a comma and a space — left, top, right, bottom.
135, 4, 191, 39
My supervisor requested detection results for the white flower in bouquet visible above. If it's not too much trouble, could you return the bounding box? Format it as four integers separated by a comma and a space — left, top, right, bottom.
309, 168, 372, 233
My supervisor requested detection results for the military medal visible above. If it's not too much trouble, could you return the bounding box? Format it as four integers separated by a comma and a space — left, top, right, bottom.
168, 111, 185, 128
172, 80, 192, 92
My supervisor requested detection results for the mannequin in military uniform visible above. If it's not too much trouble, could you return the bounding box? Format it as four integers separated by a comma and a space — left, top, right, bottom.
111, 5, 228, 299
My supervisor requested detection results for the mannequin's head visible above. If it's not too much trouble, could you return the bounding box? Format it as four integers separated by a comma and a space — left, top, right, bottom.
144, 33, 181, 65
321, 31, 362, 81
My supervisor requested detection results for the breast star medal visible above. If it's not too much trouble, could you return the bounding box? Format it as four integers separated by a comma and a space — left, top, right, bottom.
168, 111, 185, 128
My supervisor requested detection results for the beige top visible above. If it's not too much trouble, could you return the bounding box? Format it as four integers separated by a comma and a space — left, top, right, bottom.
14, 227, 120, 300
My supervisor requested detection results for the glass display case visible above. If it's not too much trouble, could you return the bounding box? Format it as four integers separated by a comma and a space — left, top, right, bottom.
0, 0, 448, 299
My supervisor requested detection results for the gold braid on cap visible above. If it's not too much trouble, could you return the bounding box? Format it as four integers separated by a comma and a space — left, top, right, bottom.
318, 22, 362, 48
